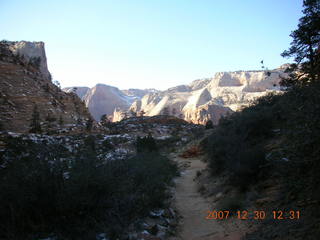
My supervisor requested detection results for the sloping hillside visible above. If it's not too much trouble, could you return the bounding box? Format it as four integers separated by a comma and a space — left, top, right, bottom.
0, 41, 91, 133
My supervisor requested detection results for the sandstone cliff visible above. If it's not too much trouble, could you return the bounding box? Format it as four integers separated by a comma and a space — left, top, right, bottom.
63, 85, 158, 121
63, 86, 90, 99
120, 67, 287, 124
0, 40, 91, 133
82, 84, 133, 121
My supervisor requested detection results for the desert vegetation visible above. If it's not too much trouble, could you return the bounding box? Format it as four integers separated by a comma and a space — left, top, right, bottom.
0, 134, 178, 239
204, 0, 320, 238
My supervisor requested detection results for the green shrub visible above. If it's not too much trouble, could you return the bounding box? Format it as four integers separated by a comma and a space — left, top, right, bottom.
136, 134, 158, 153
205, 81, 320, 196
205, 120, 214, 129
0, 136, 178, 239
206, 94, 277, 188
217, 193, 244, 213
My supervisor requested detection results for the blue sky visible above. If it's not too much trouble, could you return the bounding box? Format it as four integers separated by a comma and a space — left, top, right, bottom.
0, 0, 303, 90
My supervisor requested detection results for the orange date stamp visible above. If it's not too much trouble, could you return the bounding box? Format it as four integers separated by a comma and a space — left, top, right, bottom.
205, 210, 300, 220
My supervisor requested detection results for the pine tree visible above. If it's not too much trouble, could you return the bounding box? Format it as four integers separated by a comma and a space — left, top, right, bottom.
162, 107, 170, 115
29, 105, 42, 133
86, 117, 93, 131
59, 116, 64, 126
100, 114, 111, 128
139, 110, 146, 117
205, 120, 214, 129
130, 109, 137, 117
281, 0, 320, 86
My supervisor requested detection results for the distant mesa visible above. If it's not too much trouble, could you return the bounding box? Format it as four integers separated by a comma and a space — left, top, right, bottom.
67, 67, 286, 125
116, 67, 286, 124
62, 85, 158, 121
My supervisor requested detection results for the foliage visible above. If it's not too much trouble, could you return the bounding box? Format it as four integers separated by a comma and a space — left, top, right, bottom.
86, 117, 93, 131
205, 120, 214, 129
136, 134, 158, 153
29, 105, 42, 133
206, 80, 320, 192
161, 107, 170, 115
59, 115, 64, 125
281, 0, 320, 86
29, 56, 41, 68
45, 113, 57, 122
100, 114, 113, 128
216, 193, 244, 213
53, 80, 61, 89
0, 135, 178, 239
205, 92, 280, 189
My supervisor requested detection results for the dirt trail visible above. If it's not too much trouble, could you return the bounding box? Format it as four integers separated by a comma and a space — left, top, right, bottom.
169, 154, 244, 240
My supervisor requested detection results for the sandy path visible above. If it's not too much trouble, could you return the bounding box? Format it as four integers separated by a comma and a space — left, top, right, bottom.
169, 155, 244, 240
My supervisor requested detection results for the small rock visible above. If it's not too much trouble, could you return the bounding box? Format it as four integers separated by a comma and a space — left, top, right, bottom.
149, 209, 164, 218
96, 233, 109, 240
256, 197, 273, 205
137, 232, 161, 240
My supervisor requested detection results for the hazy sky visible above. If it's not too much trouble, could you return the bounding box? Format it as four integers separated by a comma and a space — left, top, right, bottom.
1, 0, 303, 90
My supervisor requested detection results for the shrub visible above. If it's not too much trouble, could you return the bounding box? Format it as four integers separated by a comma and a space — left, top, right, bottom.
205, 120, 214, 129
29, 105, 42, 133
136, 134, 158, 153
205, 94, 276, 188
216, 193, 244, 213
85, 117, 93, 131
0, 135, 178, 239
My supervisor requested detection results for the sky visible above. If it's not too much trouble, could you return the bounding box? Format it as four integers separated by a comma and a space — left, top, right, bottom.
0, 0, 303, 90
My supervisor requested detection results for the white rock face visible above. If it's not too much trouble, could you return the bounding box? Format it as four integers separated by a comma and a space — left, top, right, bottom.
121, 88, 158, 99
64, 67, 287, 124
65, 85, 157, 121
63, 87, 90, 99
8, 41, 51, 80
82, 84, 133, 121
125, 68, 286, 124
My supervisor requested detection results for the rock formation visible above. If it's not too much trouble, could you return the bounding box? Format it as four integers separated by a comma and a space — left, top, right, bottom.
6, 41, 52, 80
0, 40, 91, 133
82, 84, 133, 121
63, 86, 90, 99
63, 85, 158, 121
120, 67, 287, 124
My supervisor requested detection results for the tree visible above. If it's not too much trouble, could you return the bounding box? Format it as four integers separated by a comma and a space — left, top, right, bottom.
29, 105, 42, 133
59, 116, 64, 126
136, 134, 158, 153
45, 113, 56, 123
162, 107, 170, 115
44, 83, 50, 92
100, 114, 111, 128
130, 109, 137, 117
139, 110, 146, 117
205, 120, 214, 129
53, 80, 61, 89
29, 56, 41, 68
86, 117, 93, 131
281, 0, 320, 86
122, 112, 128, 120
